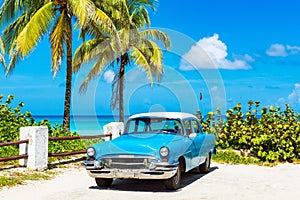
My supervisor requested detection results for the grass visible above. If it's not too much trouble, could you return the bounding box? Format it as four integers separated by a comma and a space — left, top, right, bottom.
212, 150, 300, 166
0, 155, 85, 189
212, 151, 276, 166
0, 169, 57, 189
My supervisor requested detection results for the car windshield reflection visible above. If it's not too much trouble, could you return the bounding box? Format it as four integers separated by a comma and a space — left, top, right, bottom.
125, 117, 182, 135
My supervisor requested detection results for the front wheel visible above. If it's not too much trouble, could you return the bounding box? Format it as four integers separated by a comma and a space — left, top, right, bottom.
199, 152, 211, 173
95, 178, 113, 187
164, 164, 182, 190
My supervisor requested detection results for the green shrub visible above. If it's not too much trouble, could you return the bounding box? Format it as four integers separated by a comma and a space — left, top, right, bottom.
198, 101, 300, 163
0, 95, 89, 162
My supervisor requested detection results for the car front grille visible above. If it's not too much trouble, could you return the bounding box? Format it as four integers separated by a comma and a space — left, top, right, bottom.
100, 156, 155, 169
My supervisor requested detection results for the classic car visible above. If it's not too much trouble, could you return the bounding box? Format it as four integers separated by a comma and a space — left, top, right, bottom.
84, 112, 216, 190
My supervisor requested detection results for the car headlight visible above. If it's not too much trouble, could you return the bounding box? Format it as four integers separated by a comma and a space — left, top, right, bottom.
159, 146, 169, 157
87, 147, 96, 157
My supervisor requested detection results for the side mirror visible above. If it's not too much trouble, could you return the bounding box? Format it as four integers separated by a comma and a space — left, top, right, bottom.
189, 132, 197, 138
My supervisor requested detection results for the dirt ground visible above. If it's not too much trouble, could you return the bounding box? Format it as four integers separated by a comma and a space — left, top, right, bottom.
1, 162, 300, 200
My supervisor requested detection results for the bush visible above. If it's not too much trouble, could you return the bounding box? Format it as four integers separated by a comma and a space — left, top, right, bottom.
0, 95, 87, 161
197, 101, 300, 163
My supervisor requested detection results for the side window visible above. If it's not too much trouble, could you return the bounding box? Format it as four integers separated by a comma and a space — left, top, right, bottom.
191, 120, 200, 133
127, 120, 136, 133
183, 120, 192, 135
126, 119, 147, 133
137, 120, 146, 132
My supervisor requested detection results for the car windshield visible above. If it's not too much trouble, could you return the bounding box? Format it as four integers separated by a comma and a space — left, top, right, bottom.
125, 117, 182, 135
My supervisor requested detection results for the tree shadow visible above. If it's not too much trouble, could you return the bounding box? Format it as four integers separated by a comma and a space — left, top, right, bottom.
89, 166, 218, 192
0, 164, 23, 171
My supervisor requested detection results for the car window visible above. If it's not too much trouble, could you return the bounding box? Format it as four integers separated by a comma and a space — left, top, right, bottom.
191, 120, 200, 133
125, 118, 182, 134
127, 119, 147, 133
183, 120, 191, 135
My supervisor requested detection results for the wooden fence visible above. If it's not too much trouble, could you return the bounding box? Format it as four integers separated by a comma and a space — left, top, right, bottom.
0, 139, 29, 162
0, 134, 112, 162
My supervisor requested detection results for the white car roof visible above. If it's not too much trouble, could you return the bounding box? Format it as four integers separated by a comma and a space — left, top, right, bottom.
129, 112, 198, 120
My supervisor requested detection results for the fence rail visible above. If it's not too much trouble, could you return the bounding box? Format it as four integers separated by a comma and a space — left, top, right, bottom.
48, 134, 112, 141
48, 134, 112, 157
0, 139, 29, 147
0, 134, 112, 162
0, 139, 29, 162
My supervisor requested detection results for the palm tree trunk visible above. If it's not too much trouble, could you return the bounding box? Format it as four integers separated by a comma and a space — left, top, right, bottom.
119, 55, 127, 122
63, 14, 72, 131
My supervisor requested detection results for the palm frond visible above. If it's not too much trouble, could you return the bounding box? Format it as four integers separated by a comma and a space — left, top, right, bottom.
2, 14, 27, 53
0, 36, 6, 68
130, 46, 153, 84
5, 49, 20, 75
79, 45, 117, 92
90, 6, 119, 38
128, 0, 158, 12
13, 2, 55, 57
140, 29, 171, 50
0, 0, 23, 26
0, 36, 5, 54
136, 38, 164, 81
50, 12, 67, 76
130, 5, 150, 27
69, 0, 94, 26
73, 38, 107, 72
0, 54, 6, 68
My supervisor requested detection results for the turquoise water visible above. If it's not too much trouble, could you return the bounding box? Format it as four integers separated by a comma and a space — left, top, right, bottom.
34, 115, 121, 135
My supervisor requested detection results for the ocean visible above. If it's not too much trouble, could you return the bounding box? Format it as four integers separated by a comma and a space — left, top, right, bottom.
33, 115, 122, 136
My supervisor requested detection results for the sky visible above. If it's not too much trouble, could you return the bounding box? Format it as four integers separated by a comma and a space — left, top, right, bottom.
1, 0, 300, 117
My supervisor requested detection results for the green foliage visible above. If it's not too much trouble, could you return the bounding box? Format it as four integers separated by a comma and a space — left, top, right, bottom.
0, 95, 36, 159
212, 151, 264, 165
198, 101, 300, 163
0, 95, 93, 162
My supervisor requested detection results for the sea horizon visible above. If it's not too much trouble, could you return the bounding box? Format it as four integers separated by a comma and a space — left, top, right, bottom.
33, 115, 123, 135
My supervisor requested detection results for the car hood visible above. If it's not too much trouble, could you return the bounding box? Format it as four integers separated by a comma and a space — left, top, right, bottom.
94, 133, 182, 157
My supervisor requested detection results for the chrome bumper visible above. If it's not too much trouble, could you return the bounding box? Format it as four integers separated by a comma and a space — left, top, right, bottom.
84, 160, 178, 179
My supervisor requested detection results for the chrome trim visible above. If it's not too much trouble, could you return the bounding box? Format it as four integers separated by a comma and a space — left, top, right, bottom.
86, 168, 177, 179
84, 159, 179, 179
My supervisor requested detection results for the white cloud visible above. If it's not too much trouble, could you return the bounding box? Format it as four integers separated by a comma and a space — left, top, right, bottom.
277, 83, 300, 108
288, 83, 300, 103
286, 45, 300, 55
266, 44, 300, 57
103, 70, 115, 83
266, 44, 288, 57
233, 54, 255, 62
180, 34, 252, 70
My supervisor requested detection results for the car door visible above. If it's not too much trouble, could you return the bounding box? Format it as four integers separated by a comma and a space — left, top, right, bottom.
182, 120, 197, 171
190, 119, 207, 164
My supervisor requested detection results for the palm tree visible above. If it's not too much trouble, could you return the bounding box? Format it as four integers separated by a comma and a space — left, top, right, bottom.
73, 0, 171, 122
0, 36, 5, 68
0, 0, 115, 130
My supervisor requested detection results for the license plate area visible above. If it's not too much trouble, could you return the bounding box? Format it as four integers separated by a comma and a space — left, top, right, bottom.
114, 170, 136, 178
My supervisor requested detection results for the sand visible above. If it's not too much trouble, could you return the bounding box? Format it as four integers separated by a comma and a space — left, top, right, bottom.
1, 162, 299, 200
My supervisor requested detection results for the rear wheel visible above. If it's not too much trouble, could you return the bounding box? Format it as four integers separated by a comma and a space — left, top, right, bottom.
199, 152, 211, 173
95, 178, 113, 187
164, 162, 182, 190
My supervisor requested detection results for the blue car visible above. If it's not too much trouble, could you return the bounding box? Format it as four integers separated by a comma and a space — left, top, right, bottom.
84, 112, 216, 190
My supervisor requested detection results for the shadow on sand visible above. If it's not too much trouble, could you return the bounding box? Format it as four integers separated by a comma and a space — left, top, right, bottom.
89, 166, 218, 192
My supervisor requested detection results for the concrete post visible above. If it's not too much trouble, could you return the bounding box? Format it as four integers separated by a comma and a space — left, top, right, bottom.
19, 126, 48, 170
104, 122, 124, 141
